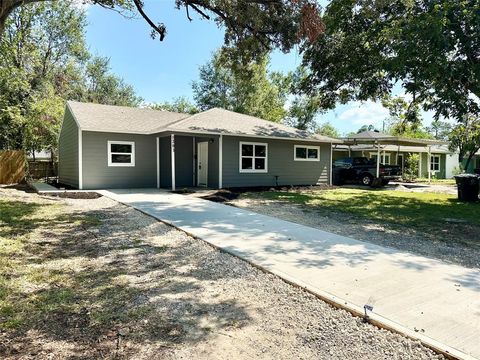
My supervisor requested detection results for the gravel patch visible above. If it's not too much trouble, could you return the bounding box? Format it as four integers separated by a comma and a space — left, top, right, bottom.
0, 187, 443, 359
229, 196, 480, 269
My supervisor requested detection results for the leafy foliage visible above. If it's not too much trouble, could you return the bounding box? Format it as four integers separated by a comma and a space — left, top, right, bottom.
448, 114, 480, 171
0, 1, 141, 155
300, 0, 480, 123
150, 96, 199, 114
315, 122, 340, 138
427, 119, 452, 140
382, 96, 432, 139
192, 51, 289, 122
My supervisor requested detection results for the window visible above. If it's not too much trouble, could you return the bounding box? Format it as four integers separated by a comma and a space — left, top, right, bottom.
370, 153, 390, 165
294, 145, 320, 161
430, 155, 440, 172
108, 141, 135, 167
239, 142, 267, 173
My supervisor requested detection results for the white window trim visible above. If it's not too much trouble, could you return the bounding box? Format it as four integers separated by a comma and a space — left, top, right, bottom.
239, 141, 268, 173
370, 152, 390, 165
108, 140, 135, 167
430, 155, 440, 172
294, 145, 320, 161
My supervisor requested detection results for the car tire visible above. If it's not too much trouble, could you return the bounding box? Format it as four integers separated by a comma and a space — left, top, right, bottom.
361, 174, 374, 186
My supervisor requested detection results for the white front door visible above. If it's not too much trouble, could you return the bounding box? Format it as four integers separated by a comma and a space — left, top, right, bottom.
197, 142, 208, 187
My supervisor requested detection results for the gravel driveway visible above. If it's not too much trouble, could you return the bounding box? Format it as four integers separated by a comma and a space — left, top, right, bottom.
0, 187, 442, 359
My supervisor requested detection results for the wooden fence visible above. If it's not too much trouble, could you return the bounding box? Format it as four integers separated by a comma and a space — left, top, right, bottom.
0, 150, 26, 184
28, 160, 58, 180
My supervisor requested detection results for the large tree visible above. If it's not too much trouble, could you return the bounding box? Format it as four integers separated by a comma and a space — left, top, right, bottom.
300, 0, 480, 123
0, 1, 141, 155
0, 0, 323, 52
151, 96, 198, 114
192, 51, 290, 122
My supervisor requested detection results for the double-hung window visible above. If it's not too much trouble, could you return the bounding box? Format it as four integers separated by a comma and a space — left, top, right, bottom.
430, 155, 440, 172
239, 142, 268, 173
108, 141, 135, 167
294, 145, 320, 161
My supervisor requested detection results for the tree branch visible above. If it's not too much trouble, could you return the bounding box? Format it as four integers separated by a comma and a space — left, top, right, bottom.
132, 0, 166, 41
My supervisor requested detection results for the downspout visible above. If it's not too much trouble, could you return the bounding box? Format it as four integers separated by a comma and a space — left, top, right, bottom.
376, 141, 380, 178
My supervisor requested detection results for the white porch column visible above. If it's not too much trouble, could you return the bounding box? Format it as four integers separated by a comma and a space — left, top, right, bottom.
156, 137, 160, 188
348, 145, 351, 157
329, 142, 333, 185
171, 134, 176, 191
376, 142, 380, 178
382, 149, 386, 164
427, 146, 432, 183
218, 135, 223, 189
192, 137, 196, 186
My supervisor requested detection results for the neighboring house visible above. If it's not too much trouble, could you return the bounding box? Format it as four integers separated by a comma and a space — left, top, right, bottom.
334, 131, 454, 179
58, 101, 340, 190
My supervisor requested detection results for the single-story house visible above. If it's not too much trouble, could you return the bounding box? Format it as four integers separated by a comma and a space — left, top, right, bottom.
58, 101, 341, 190
334, 131, 452, 179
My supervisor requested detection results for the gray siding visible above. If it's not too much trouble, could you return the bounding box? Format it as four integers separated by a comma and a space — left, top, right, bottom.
159, 136, 172, 188
82, 131, 156, 189
222, 136, 331, 188
58, 107, 79, 188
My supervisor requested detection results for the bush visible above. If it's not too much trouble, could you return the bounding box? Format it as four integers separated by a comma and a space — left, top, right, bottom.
403, 153, 419, 182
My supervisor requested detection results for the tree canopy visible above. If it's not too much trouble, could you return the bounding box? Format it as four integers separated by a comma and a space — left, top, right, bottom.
151, 96, 199, 114
449, 115, 480, 171
0, 0, 324, 55
192, 51, 290, 122
0, 1, 141, 155
300, 0, 480, 123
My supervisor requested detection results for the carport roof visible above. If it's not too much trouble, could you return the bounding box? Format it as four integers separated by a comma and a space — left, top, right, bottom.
342, 131, 446, 147
67, 101, 341, 143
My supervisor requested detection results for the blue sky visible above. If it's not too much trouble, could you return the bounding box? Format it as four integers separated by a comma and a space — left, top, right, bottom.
84, 1, 432, 135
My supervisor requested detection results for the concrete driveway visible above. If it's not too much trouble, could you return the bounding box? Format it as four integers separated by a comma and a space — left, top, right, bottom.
100, 188, 479, 360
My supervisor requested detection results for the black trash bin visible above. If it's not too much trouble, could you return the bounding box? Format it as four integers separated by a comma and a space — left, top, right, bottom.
454, 174, 480, 201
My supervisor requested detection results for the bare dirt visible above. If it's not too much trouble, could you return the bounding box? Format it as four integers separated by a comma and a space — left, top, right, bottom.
0, 187, 442, 359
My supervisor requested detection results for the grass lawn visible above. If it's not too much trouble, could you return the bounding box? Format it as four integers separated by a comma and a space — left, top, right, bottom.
413, 178, 457, 185
247, 188, 480, 228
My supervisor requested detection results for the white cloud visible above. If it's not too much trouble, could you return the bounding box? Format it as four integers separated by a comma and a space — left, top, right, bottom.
338, 101, 389, 126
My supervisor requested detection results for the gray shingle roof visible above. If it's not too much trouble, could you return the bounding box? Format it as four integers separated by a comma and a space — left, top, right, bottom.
67, 101, 189, 133
67, 101, 340, 143
165, 108, 339, 142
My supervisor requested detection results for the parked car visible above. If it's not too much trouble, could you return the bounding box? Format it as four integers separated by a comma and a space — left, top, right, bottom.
333, 157, 402, 187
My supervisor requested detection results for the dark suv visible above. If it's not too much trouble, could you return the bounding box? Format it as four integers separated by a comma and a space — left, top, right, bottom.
333, 157, 402, 186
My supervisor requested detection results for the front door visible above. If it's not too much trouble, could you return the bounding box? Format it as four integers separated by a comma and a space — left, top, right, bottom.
197, 142, 208, 187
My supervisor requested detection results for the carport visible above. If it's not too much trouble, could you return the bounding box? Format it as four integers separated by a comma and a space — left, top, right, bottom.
340, 131, 447, 181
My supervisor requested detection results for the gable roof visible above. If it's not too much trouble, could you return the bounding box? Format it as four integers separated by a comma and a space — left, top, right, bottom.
67, 101, 189, 134
164, 108, 338, 142
348, 130, 393, 139
67, 101, 341, 143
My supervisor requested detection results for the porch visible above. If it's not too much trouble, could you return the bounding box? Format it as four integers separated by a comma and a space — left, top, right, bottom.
155, 132, 222, 191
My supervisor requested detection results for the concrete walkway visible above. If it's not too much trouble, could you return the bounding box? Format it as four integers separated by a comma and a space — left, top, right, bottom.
100, 189, 480, 360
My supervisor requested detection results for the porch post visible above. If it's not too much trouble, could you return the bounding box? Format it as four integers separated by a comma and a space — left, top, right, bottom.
382, 149, 386, 164
218, 135, 223, 189
330, 143, 334, 185
376, 142, 380, 178
348, 145, 351, 157
427, 146, 431, 183
192, 137, 196, 186
397, 145, 400, 165
156, 137, 160, 188
171, 134, 176, 191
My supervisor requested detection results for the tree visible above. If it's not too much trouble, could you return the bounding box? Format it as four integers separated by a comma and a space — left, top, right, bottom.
192, 51, 289, 122
449, 115, 480, 171
151, 96, 198, 114
300, 0, 480, 123
427, 119, 452, 140
0, 1, 141, 154
356, 125, 376, 133
382, 96, 432, 139
0, 0, 324, 54
74, 56, 142, 107
316, 121, 339, 138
